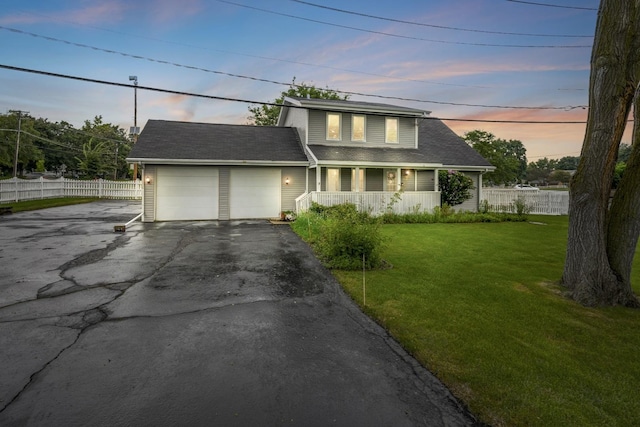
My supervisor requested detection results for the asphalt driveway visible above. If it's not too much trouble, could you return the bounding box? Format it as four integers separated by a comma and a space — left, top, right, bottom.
0, 200, 476, 426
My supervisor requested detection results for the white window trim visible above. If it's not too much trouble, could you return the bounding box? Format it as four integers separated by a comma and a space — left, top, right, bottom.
351, 115, 366, 142
385, 117, 399, 144
326, 113, 342, 141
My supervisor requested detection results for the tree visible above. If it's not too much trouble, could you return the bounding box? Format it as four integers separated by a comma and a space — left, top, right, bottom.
75, 138, 109, 178
463, 130, 527, 185
556, 156, 580, 170
248, 78, 349, 126
549, 170, 571, 186
0, 112, 43, 177
526, 157, 558, 184
562, 0, 640, 307
438, 170, 475, 206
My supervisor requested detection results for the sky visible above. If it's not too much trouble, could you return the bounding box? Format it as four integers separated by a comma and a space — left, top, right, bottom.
0, 0, 616, 161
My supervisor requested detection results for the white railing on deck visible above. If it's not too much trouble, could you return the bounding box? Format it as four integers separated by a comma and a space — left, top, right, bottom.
296, 191, 441, 215
481, 189, 569, 215
0, 177, 142, 203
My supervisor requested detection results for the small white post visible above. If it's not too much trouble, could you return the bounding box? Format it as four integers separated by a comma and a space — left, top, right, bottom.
362, 253, 366, 307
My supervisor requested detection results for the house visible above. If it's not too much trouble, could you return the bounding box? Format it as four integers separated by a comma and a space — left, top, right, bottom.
127, 97, 494, 222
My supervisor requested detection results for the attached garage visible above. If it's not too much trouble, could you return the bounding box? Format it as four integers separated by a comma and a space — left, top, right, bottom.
128, 120, 310, 222
156, 166, 219, 221
230, 168, 281, 219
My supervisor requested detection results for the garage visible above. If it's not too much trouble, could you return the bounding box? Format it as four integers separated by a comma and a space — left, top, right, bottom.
156, 167, 219, 221
230, 168, 281, 219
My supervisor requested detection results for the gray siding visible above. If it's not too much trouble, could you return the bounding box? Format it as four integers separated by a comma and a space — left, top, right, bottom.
283, 107, 308, 144
416, 170, 435, 191
401, 169, 416, 191
142, 165, 156, 222
281, 167, 306, 212
457, 172, 480, 212
307, 110, 416, 148
218, 167, 230, 220
308, 169, 317, 191
340, 168, 351, 192
366, 168, 384, 191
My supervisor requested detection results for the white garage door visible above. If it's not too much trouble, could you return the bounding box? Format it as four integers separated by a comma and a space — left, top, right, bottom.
230, 168, 280, 219
156, 167, 218, 221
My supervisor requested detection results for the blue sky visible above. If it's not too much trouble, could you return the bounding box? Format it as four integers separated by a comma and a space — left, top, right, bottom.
0, 0, 608, 160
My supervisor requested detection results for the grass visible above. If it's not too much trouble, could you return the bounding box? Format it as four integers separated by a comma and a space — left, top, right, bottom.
0, 197, 98, 213
316, 216, 640, 426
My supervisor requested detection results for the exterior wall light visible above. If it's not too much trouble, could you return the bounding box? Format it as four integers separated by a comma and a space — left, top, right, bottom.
405, 170, 410, 176
145, 176, 152, 184
285, 177, 290, 185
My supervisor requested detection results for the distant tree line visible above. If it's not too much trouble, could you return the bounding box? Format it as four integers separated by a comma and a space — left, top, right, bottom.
0, 112, 132, 179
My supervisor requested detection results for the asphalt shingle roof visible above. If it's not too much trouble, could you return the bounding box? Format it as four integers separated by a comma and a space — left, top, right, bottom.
128, 120, 309, 163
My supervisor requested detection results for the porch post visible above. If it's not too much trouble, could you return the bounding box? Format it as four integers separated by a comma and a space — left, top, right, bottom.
355, 167, 360, 192
316, 166, 322, 192
396, 167, 401, 191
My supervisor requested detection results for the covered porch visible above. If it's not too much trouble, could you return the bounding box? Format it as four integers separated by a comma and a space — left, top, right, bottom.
295, 165, 442, 215
295, 190, 441, 215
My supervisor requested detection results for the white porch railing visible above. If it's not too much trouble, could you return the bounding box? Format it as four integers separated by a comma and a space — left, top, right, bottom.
296, 191, 441, 215
0, 177, 142, 203
481, 189, 569, 215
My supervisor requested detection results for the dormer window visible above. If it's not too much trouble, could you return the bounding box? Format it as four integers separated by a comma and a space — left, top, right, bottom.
327, 113, 341, 141
385, 118, 399, 143
352, 115, 366, 142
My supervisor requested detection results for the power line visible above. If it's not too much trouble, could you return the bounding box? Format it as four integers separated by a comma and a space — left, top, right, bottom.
290, 0, 593, 38
8, 13, 489, 90
0, 26, 588, 111
215, 0, 592, 49
0, 63, 593, 125
505, 0, 598, 11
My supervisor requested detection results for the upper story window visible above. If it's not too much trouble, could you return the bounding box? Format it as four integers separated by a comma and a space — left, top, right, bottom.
385, 117, 399, 143
351, 115, 366, 142
327, 113, 341, 141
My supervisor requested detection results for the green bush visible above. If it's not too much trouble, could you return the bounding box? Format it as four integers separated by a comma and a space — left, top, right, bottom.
438, 170, 475, 206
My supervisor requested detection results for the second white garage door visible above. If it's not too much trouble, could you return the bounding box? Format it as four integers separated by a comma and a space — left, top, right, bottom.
230, 168, 281, 219
156, 167, 219, 221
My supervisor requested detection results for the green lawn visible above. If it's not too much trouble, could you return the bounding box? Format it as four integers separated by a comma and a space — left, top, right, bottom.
330, 216, 640, 426
0, 197, 98, 213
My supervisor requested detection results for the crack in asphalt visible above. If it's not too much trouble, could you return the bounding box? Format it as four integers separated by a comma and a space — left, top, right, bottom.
0, 226, 225, 415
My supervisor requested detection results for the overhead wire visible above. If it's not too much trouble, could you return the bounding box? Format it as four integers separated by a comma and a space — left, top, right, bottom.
7, 12, 489, 90
0, 63, 593, 124
505, 0, 598, 11
289, 0, 593, 38
0, 26, 588, 111
214, 0, 592, 49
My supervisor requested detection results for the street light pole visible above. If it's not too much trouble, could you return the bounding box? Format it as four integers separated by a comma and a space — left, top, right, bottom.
129, 76, 139, 180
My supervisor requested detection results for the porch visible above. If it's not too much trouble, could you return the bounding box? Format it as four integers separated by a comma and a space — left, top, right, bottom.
295, 191, 441, 215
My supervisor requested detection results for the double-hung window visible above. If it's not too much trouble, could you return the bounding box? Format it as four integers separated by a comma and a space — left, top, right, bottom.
385, 117, 399, 144
351, 115, 366, 142
327, 113, 341, 141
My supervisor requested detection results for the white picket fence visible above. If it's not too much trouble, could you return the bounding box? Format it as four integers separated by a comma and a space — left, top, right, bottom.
481, 189, 569, 215
296, 191, 441, 215
0, 177, 142, 203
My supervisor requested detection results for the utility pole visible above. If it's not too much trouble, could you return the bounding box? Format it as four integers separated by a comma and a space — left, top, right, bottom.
129, 76, 139, 180
9, 110, 28, 178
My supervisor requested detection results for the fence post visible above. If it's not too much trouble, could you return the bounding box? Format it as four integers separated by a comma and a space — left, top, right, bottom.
99, 179, 103, 199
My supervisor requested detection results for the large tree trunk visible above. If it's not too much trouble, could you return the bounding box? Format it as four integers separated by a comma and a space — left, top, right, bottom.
562, 0, 640, 306
606, 87, 640, 307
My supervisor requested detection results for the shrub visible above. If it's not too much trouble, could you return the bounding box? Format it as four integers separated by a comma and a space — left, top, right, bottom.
317, 206, 386, 270
438, 170, 475, 206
